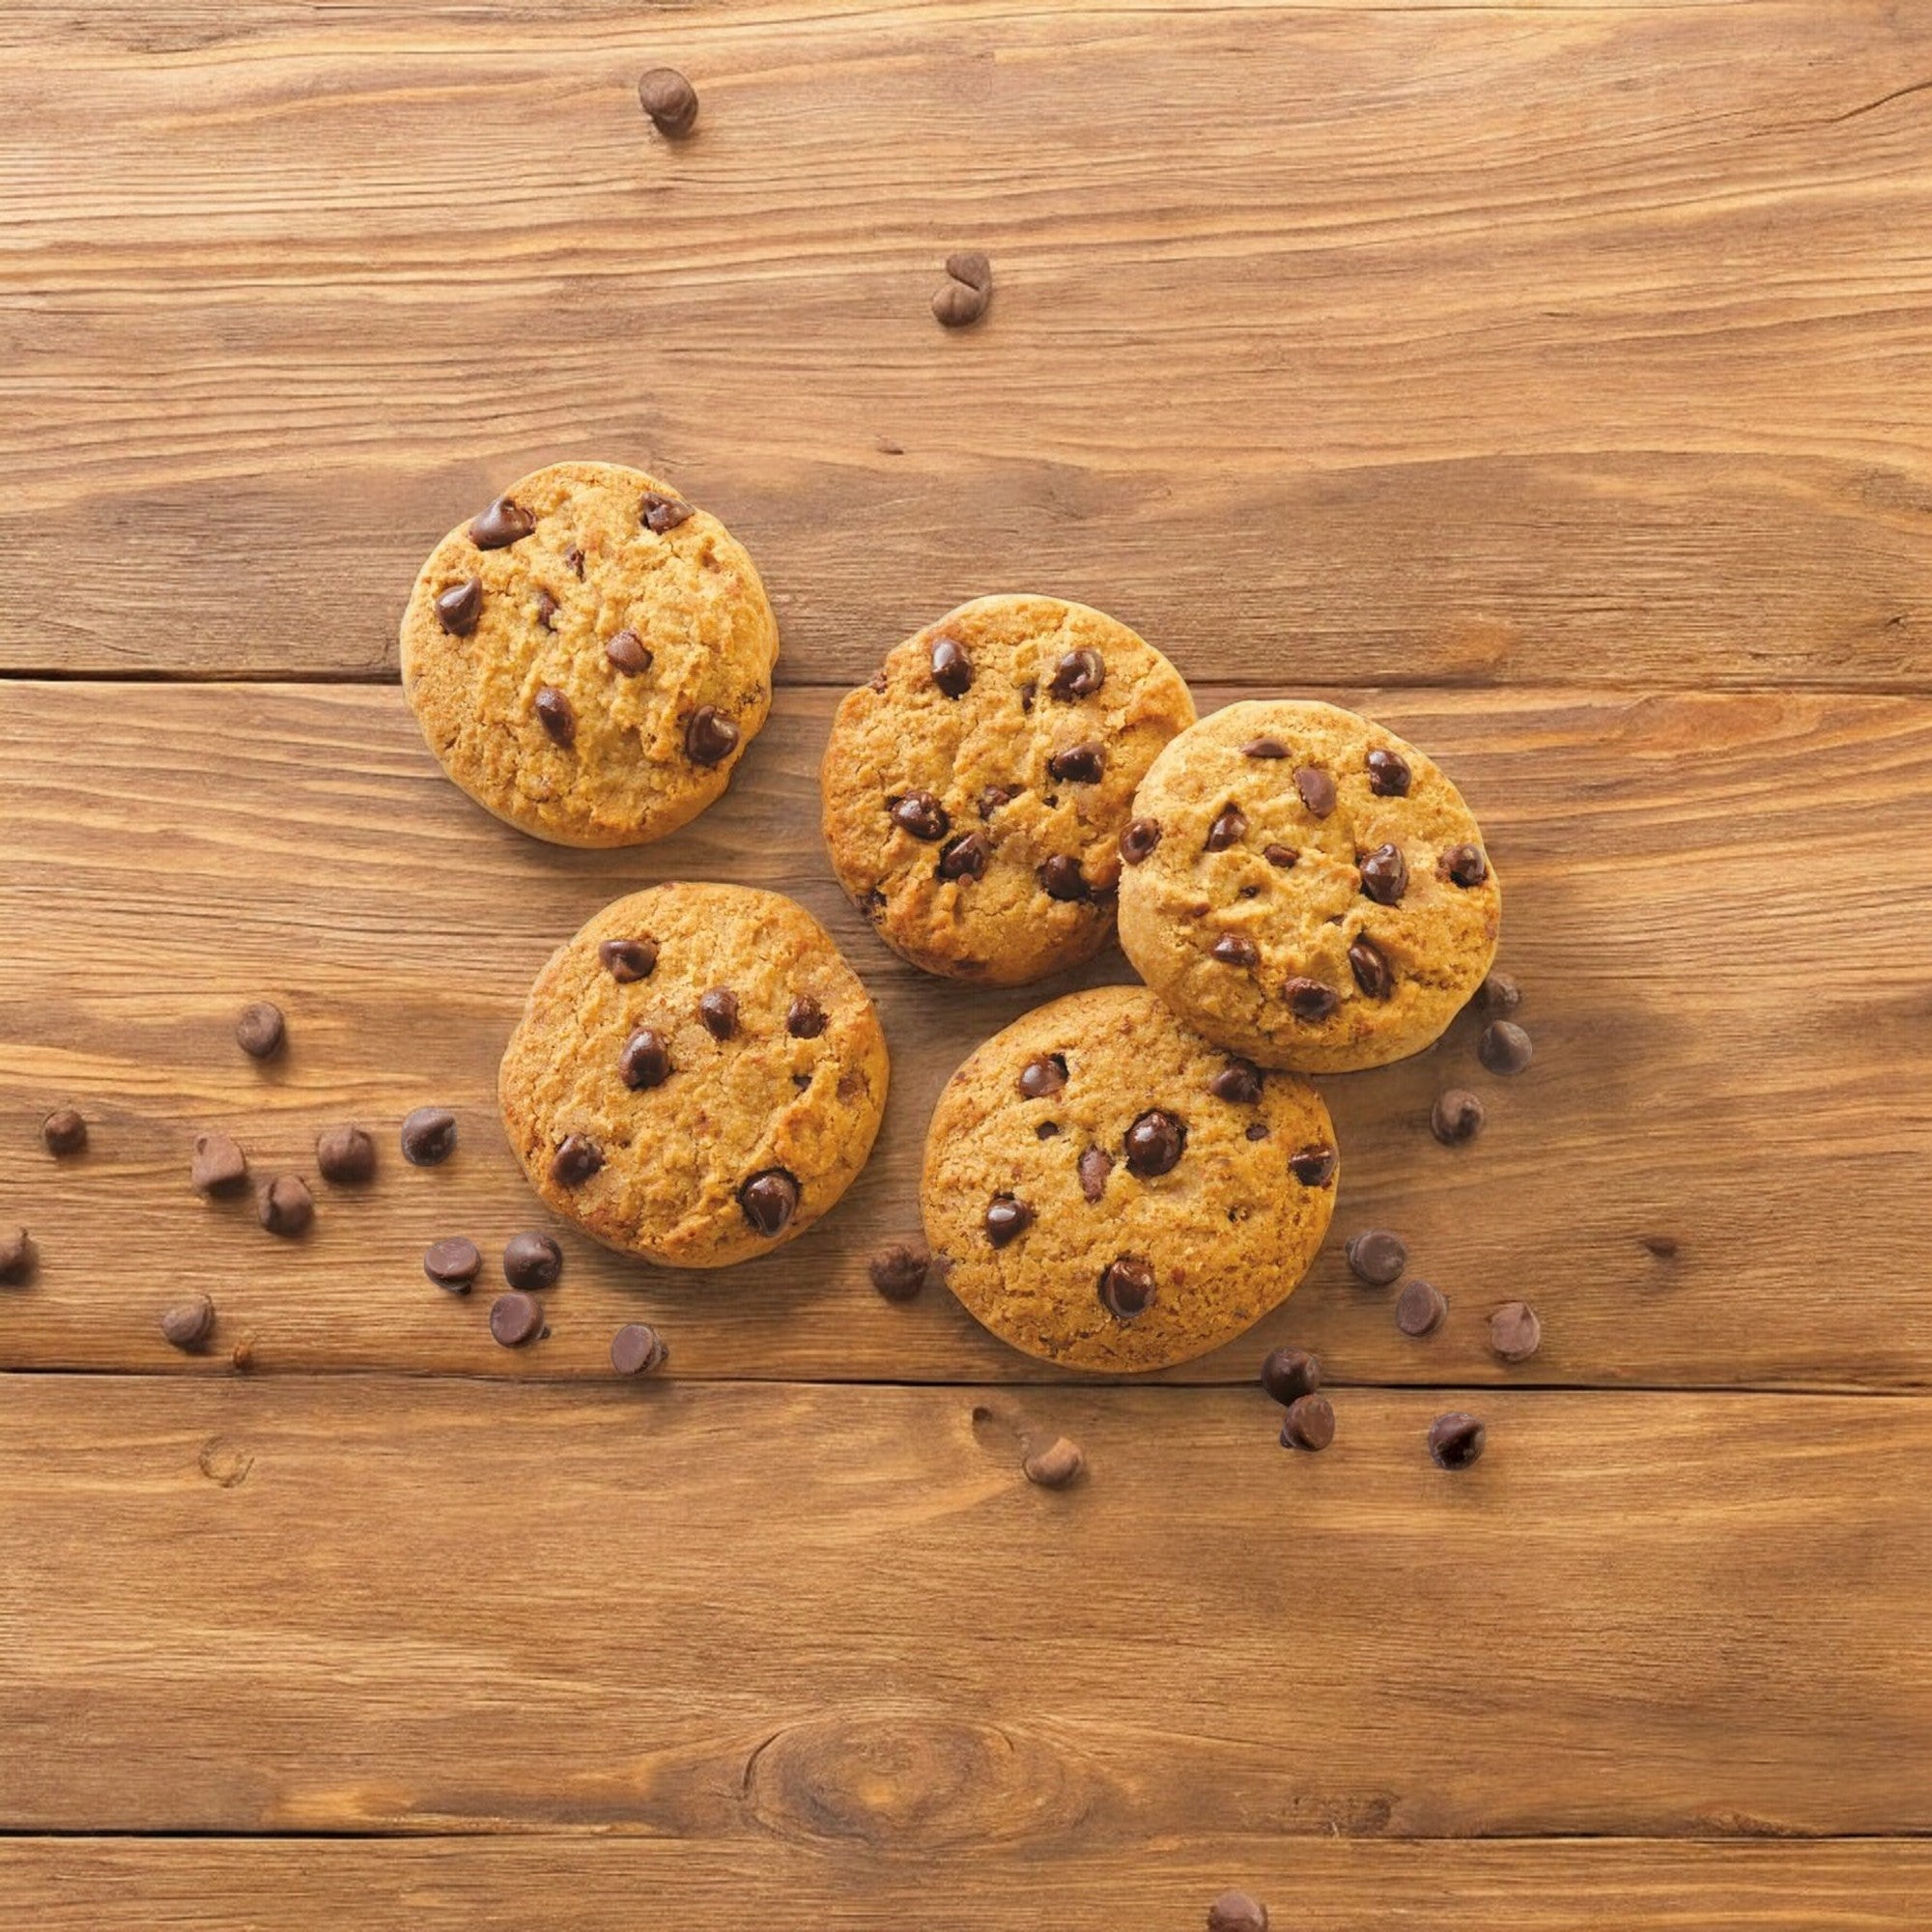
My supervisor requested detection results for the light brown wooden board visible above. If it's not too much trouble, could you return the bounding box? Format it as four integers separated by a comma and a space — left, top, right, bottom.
3, 680, 1927, 1387
4, 1837, 1928, 1932
3, 1377, 1927, 1835
5, 3, 1932, 684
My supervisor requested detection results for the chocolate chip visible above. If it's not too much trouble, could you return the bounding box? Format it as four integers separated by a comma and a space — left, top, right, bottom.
1490, 1299, 1542, 1363
503, 1231, 563, 1292
1210, 1060, 1263, 1104
930, 635, 973, 696
611, 1322, 668, 1374
1241, 736, 1289, 759
306, 1124, 372, 1188
40, 1106, 86, 1156
1244, 1122, 1268, 1141
0, 1226, 37, 1284
1346, 1228, 1406, 1286
1366, 747, 1411, 797
534, 685, 576, 747
946, 249, 994, 294
1358, 843, 1407, 906
638, 66, 698, 136
1038, 855, 1089, 902
1023, 1436, 1085, 1490
1429, 1412, 1486, 1470
739, 1168, 800, 1236
1205, 804, 1247, 852
435, 576, 482, 636
1432, 1088, 1485, 1146
401, 1107, 457, 1167
606, 629, 653, 675
236, 1000, 285, 1060
1098, 1255, 1155, 1320
1120, 816, 1162, 865
1479, 1020, 1533, 1076
1348, 935, 1392, 999
1261, 1347, 1321, 1405
423, 1236, 480, 1291
1264, 843, 1298, 868
1018, 1054, 1067, 1099
787, 995, 827, 1038
1019, 681, 1037, 712
985, 1194, 1034, 1247
1047, 742, 1104, 783
1396, 1279, 1448, 1337
698, 990, 739, 1041
469, 496, 535, 549
890, 790, 950, 840
534, 590, 560, 631
551, 1135, 604, 1186
978, 785, 1013, 818
1123, 1108, 1185, 1178
160, 1293, 215, 1351
1207, 1890, 1270, 1932
1288, 1143, 1337, 1186
1077, 1148, 1112, 1202
869, 1241, 930, 1301
937, 831, 990, 881
1048, 646, 1105, 700
599, 936, 659, 982
1286, 978, 1338, 1021
257, 1175, 313, 1238
1477, 970, 1521, 1017
1280, 1393, 1334, 1452
563, 544, 585, 579
185, 1131, 246, 1196
684, 705, 739, 765
792, 1072, 812, 1091
640, 489, 694, 533
1210, 934, 1259, 968
490, 1290, 545, 1348
1293, 766, 1336, 816
1442, 843, 1489, 887
931, 279, 989, 327
621, 1028, 673, 1089
1036, 1122, 1061, 1139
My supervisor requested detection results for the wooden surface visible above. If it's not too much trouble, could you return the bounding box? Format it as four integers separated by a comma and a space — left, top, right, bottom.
3, 1, 1929, 1925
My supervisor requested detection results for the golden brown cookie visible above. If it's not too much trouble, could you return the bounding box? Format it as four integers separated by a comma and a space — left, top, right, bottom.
1117, 700, 1500, 1072
819, 595, 1195, 985
401, 461, 779, 847
922, 985, 1337, 1372
499, 885, 888, 1267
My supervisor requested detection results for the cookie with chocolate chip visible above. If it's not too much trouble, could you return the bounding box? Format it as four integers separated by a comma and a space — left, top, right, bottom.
820, 596, 1195, 984
401, 461, 779, 847
1118, 700, 1500, 1071
922, 985, 1336, 1371
498, 885, 888, 1266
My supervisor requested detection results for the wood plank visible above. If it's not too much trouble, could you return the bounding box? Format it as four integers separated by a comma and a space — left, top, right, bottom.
3, 681, 1929, 1387
3, 1836, 1928, 1932
2, 1378, 1928, 1833
4, 3, 1931, 684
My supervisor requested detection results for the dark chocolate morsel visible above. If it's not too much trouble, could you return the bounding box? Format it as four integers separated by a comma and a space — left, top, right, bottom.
1357, 842, 1408, 906
620, 1028, 673, 1090
423, 1236, 481, 1290
1345, 1228, 1406, 1286
930, 636, 973, 696
257, 1174, 314, 1238
489, 1291, 545, 1348
1205, 804, 1247, 852
534, 685, 576, 747
1442, 843, 1490, 887
550, 1134, 604, 1186
1280, 1393, 1335, 1452
698, 990, 739, 1041
1018, 1054, 1068, 1099
984, 1194, 1035, 1247
599, 936, 659, 981
434, 576, 483, 636
1077, 1148, 1112, 1202
890, 790, 950, 840
1048, 646, 1105, 700
314, 1123, 376, 1185
469, 497, 535, 549
1293, 766, 1337, 817
1479, 1020, 1534, 1076
236, 1000, 285, 1061
1348, 935, 1393, 999
937, 831, 990, 881
1209, 1060, 1263, 1104
1288, 1143, 1337, 1186
1366, 747, 1411, 796
868, 1241, 930, 1301
1098, 1255, 1155, 1320
1430, 1412, 1487, 1470
684, 705, 739, 766
1261, 1347, 1321, 1406
1210, 934, 1258, 968
611, 1321, 668, 1374
606, 629, 653, 675
1120, 816, 1162, 865
1123, 1108, 1185, 1178
639, 490, 694, 533
1285, 978, 1339, 1021
503, 1231, 564, 1293
738, 1168, 800, 1236
787, 995, 827, 1038
401, 1107, 458, 1167
1038, 856, 1090, 902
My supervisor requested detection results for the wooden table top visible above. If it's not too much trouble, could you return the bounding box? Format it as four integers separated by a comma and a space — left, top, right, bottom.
3, 4, 1929, 1926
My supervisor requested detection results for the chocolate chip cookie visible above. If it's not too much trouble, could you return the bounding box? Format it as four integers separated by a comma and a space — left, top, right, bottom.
820, 596, 1195, 984
1118, 700, 1500, 1072
499, 885, 888, 1267
922, 985, 1337, 1371
401, 461, 779, 847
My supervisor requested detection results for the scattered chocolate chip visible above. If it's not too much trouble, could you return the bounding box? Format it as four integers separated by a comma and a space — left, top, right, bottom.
0, 1226, 37, 1284
1346, 1228, 1406, 1286
1205, 803, 1247, 852
313, 1123, 375, 1186
1077, 1148, 1112, 1202
936, 831, 990, 880
1210, 1060, 1264, 1104
469, 496, 535, 550
1048, 646, 1105, 700
190, 1132, 248, 1196
1280, 1393, 1335, 1452
1208, 1889, 1270, 1932
1396, 1279, 1448, 1337
931, 278, 989, 327
423, 1236, 481, 1291
1263, 842, 1298, 868
1245, 1122, 1269, 1141
640, 489, 694, 533
1430, 1412, 1487, 1470
1211, 934, 1259, 968
1124, 1108, 1186, 1178
1479, 1020, 1533, 1076
946, 249, 993, 294
1358, 843, 1408, 906
1640, 1233, 1680, 1259
1442, 843, 1490, 887
606, 629, 653, 676
890, 790, 950, 840
695, 992, 738, 1043
600, 936, 659, 982
435, 576, 482, 636
490, 1290, 545, 1348
1288, 1143, 1337, 1186
1038, 855, 1089, 902
930, 635, 973, 696
1098, 1255, 1155, 1320
1348, 935, 1393, 999
235, 1001, 285, 1061
869, 1241, 930, 1301
257, 1175, 314, 1238
637, 66, 699, 135
534, 685, 576, 747
1120, 816, 1162, 866
985, 1195, 1035, 1247
611, 1321, 668, 1374
787, 995, 827, 1038
1261, 1347, 1321, 1405
977, 785, 1013, 818
1036, 1122, 1061, 1139
551, 1134, 604, 1186
1241, 736, 1289, 759
1293, 766, 1336, 817
534, 590, 561, 632
160, 1293, 215, 1351
1023, 1436, 1085, 1490
1018, 1054, 1068, 1099
41, 1106, 87, 1156
401, 1107, 458, 1167
563, 544, 586, 579
504, 1231, 563, 1292
684, 705, 739, 765
1490, 1299, 1542, 1363
739, 1168, 800, 1236
1477, 970, 1521, 1017
1365, 747, 1411, 796
1286, 977, 1339, 1021
617, 1028, 671, 1091
1019, 681, 1037, 712
1048, 742, 1104, 784
1432, 1088, 1485, 1146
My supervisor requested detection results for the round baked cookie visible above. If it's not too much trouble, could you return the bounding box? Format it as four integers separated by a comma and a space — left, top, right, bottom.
922, 985, 1337, 1372
820, 596, 1195, 985
401, 461, 779, 847
1117, 700, 1500, 1073
499, 885, 888, 1267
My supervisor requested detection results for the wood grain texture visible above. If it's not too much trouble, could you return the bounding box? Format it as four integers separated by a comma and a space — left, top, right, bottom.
4, 681, 1929, 1387
3, 1377, 1929, 1837
4, 3, 1932, 684
4, 1837, 1928, 1932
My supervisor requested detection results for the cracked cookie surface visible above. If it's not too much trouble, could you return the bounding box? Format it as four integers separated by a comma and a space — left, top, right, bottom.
499, 885, 888, 1267
820, 596, 1195, 984
402, 460, 779, 847
922, 985, 1336, 1371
